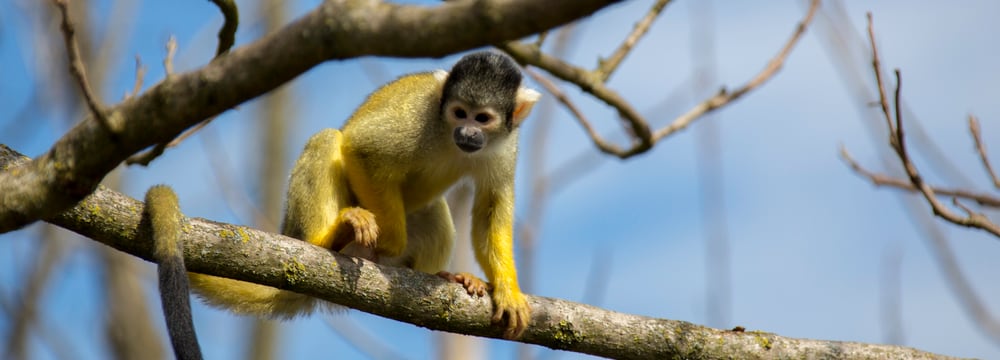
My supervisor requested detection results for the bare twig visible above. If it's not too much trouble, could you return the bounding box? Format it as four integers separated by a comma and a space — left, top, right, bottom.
209, 0, 239, 57
51, 0, 113, 135
969, 115, 1000, 189
596, 0, 672, 82
533, 30, 549, 48
839, 147, 1000, 208
505, 0, 819, 159
125, 37, 201, 166
127, 19, 235, 167
125, 55, 146, 100
863, 18, 1000, 237
816, 2, 976, 189
164, 35, 177, 76
866, 13, 895, 141
824, 4, 1000, 347
502, 41, 653, 158
524, 69, 610, 152
652, 0, 819, 141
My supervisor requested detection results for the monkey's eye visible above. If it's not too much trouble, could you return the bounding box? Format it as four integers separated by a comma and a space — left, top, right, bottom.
454, 108, 467, 119
474, 113, 490, 123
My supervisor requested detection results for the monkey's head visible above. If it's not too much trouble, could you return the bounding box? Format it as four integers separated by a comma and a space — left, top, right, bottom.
441, 51, 541, 154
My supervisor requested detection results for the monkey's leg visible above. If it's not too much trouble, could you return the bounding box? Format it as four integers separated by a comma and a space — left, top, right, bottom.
186, 129, 368, 319
282, 129, 378, 253
329, 207, 379, 254
375, 197, 455, 273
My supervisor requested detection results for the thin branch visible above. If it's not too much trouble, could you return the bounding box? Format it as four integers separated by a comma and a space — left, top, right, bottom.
876, 66, 1000, 236
969, 115, 1000, 189
0, 144, 955, 359
51, 0, 113, 135
595, 0, 672, 82
125, 36, 214, 166
164, 35, 177, 76
532, 30, 549, 48
839, 147, 1000, 208
866, 12, 895, 141
125, 55, 146, 100
125, 37, 177, 166
502, 41, 653, 158
652, 0, 819, 141
504, 0, 819, 159
825, 4, 1000, 347
209, 0, 239, 57
524, 69, 613, 154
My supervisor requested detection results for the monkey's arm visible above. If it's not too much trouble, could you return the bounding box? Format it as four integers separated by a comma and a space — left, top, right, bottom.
471, 181, 530, 339
147, 185, 203, 360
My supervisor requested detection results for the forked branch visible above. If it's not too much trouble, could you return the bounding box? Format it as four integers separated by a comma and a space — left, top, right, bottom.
503, 0, 819, 159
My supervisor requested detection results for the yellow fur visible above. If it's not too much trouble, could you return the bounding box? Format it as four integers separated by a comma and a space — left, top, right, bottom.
187, 53, 540, 338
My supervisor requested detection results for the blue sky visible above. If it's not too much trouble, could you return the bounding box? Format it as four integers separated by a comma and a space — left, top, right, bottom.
1, 0, 999, 359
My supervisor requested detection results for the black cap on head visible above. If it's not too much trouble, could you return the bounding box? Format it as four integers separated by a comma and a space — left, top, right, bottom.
442, 51, 522, 124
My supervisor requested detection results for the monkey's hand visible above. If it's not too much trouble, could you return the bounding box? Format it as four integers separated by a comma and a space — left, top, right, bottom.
436, 271, 491, 297
491, 285, 531, 339
331, 207, 379, 261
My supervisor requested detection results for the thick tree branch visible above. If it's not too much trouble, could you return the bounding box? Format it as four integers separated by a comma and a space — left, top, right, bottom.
0, 0, 624, 233
0, 145, 959, 359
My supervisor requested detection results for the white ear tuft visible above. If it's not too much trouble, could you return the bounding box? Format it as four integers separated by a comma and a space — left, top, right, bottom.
433, 70, 449, 83
512, 87, 542, 126
518, 87, 542, 103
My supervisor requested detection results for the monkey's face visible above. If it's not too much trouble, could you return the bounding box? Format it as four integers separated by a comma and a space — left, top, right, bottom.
443, 99, 508, 154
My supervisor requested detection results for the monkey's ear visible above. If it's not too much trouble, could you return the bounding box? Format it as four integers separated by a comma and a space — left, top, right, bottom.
512, 87, 541, 127
433, 70, 449, 83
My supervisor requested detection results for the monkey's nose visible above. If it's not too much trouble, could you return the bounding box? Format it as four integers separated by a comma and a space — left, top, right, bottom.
454, 127, 484, 152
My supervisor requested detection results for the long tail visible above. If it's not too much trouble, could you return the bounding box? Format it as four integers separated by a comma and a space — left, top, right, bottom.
148, 185, 203, 360
186, 273, 321, 319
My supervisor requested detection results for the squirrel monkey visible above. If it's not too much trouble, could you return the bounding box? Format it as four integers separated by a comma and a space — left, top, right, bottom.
188, 51, 541, 339
146, 185, 203, 360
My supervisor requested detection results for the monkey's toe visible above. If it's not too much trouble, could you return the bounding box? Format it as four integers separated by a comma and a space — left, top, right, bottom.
437, 271, 490, 297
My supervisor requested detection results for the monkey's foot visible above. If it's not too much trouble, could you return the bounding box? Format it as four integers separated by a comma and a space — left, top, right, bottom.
331, 207, 379, 253
491, 287, 532, 339
436, 271, 490, 297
